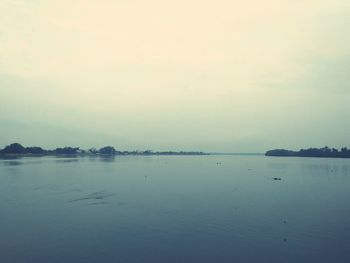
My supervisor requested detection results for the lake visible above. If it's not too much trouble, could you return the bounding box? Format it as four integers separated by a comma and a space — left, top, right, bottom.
0, 155, 349, 263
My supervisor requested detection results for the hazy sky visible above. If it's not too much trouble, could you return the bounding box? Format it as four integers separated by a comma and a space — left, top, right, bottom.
1, 0, 349, 152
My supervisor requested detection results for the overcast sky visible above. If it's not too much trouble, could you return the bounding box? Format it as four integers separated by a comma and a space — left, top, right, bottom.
0, 0, 349, 152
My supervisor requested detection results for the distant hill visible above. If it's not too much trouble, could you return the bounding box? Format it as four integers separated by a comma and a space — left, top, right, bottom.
266, 147, 350, 158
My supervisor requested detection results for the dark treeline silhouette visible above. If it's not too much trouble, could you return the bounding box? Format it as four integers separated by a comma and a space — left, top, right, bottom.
54, 147, 80, 155
266, 147, 350, 158
0, 143, 207, 156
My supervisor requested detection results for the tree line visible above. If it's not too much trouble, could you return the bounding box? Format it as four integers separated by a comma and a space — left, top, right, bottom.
265, 147, 350, 158
0, 143, 206, 156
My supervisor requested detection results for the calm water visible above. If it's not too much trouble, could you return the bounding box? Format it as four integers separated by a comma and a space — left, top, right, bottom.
0, 155, 350, 263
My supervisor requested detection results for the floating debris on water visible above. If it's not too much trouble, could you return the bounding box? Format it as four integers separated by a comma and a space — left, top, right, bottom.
273, 177, 282, 181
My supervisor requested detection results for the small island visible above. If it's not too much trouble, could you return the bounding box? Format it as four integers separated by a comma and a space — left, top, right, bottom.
265, 147, 350, 158
0, 143, 208, 157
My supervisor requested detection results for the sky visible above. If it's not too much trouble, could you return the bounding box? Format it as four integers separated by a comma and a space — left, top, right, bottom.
0, 0, 349, 152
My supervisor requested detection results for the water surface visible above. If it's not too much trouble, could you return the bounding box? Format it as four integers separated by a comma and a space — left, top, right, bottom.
0, 155, 349, 263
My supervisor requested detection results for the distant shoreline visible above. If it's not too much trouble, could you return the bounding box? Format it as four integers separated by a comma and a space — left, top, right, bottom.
3, 143, 349, 159
0, 143, 208, 157
265, 147, 350, 158
0, 152, 210, 158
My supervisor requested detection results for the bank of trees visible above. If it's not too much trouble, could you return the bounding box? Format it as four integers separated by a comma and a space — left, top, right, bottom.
0, 143, 113, 155
0, 143, 206, 156
266, 147, 350, 158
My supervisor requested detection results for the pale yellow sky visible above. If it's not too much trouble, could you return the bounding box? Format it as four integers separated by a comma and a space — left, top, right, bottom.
0, 0, 349, 151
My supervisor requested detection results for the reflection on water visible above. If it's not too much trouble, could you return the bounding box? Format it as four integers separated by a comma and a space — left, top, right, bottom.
54, 158, 80, 164
2, 160, 23, 166
0, 155, 349, 263
97, 155, 116, 162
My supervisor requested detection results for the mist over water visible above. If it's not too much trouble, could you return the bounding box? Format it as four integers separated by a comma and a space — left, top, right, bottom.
1, 155, 349, 263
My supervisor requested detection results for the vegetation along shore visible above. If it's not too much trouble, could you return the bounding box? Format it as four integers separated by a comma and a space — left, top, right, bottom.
0, 143, 208, 157
266, 147, 350, 158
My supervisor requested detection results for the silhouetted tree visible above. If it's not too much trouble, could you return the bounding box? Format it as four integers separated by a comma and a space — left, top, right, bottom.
54, 147, 79, 154
26, 147, 45, 154
99, 146, 116, 155
0, 143, 26, 154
